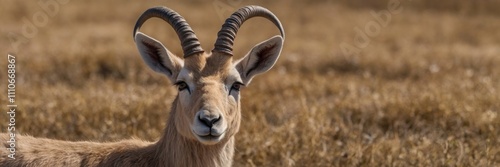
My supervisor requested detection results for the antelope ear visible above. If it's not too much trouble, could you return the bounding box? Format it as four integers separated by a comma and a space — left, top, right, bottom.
134, 32, 183, 81
235, 35, 283, 85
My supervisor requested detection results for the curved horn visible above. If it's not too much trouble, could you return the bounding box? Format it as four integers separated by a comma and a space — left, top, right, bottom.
213, 6, 285, 55
133, 6, 204, 57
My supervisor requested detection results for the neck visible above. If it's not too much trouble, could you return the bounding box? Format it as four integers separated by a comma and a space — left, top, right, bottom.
153, 101, 235, 167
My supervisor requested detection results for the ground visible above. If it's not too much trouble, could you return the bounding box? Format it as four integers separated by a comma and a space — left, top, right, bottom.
0, 0, 499, 166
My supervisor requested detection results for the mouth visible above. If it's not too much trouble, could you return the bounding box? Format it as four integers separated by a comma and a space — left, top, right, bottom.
198, 134, 221, 140
192, 130, 225, 145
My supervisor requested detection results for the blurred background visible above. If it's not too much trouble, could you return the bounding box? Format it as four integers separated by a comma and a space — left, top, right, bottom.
1, 0, 499, 166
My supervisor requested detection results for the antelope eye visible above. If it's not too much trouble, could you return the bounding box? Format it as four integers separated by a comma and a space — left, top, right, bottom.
175, 81, 189, 91
231, 82, 243, 92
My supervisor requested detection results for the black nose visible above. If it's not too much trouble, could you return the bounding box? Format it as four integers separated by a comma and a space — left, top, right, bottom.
199, 115, 221, 128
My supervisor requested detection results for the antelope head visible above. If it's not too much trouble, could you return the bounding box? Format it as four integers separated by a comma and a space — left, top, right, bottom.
133, 6, 284, 145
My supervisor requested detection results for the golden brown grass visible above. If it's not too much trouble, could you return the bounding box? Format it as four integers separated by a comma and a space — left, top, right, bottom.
1, 0, 499, 166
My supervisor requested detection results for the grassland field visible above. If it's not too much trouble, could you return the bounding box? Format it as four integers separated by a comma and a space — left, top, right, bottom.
0, 0, 499, 166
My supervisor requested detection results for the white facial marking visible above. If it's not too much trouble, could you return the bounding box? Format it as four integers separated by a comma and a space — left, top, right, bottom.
177, 68, 194, 106
227, 67, 243, 102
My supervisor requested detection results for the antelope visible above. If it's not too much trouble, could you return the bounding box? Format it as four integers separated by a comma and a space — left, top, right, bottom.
0, 5, 284, 167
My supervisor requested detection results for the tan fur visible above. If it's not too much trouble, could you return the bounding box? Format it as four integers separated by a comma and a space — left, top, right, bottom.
0, 53, 241, 167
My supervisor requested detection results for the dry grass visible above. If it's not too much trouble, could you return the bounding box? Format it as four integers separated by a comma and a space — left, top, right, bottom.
1, 0, 499, 166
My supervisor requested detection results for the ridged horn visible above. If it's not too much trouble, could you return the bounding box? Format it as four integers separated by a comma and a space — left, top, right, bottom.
213, 5, 285, 55
133, 6, 204, 57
